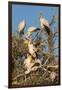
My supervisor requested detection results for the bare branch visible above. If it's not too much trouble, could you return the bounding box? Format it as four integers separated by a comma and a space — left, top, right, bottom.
54, 55, 58, 57
52, 47, 59, 52
43, 57, 50, 65
50, 15, 56, 26
12, 73, 25, 81
12, 64, 58, 81
53, 37, 58, 44
32, 32, 39, 41
53, 31, 58, 39
32, 29, 44, 41
47, 65, 58, 69
42, 39, 48, 43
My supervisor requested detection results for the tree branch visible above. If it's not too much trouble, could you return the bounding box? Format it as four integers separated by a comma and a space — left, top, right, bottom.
53, 31, 58, 39
52, 47, 59, 52
32, 32, 39, 41
12, 64, 58, 81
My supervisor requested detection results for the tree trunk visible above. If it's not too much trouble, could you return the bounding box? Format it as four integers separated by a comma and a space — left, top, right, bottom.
48, 31, 55, 64
18, 35, 23, 52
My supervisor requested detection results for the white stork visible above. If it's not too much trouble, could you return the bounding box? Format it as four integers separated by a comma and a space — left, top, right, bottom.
25, 26, 40, 38
39, 16, 50, 35
25, 26, 41, 57
24, 53, 41, 74
24, 37, 37, 58
24, 27, 42, 74
17, 20, 26, 35
28, 26, 40, 32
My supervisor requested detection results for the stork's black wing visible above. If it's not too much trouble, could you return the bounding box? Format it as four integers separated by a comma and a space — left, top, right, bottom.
44, 25, 50, 35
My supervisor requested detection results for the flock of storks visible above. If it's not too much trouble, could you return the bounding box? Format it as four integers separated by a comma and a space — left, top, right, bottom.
16, 14, 51, 74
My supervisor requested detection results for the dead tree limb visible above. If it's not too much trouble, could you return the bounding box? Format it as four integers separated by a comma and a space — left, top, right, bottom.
52, 47, 59, 52
48, 31, 55, 64
47, 65, 58, 69
53, 31, 58, 39
12, 64, 58, 81
50, 15, 56, 26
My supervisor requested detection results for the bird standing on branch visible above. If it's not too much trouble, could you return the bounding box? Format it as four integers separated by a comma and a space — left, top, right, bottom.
17, 20, 26, 35
24, 53, 41, 74
28, 26, 40, 32
25, 26, 40, 38
39, 15, 50, 35
24, 37, 37, 58
25, 26, 41, 58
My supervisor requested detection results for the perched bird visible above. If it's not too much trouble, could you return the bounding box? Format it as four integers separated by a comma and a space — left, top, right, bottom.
39, 15, 50, 35
28, 26, 40, 32
24, 54, 33, 68
25, 26, 41, 58
17, 20, 26, 35
24, 54, 41, 74
25, 26, 40, 38
24, 26, 42, 74
24, 37, 37, 58
24, 53, 35, 74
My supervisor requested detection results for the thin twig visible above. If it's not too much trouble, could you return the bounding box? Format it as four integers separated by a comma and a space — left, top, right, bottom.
53, 31, 58, 39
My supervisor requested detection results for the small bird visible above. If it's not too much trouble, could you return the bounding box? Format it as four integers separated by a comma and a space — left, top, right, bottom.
39, 15, 50, 35
17, 20, 26, 35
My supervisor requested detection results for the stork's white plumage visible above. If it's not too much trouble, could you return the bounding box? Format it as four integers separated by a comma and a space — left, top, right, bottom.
24, 54, 33, 69
40, 16, 50, 28
25, 26, 40, 38
24, 26, 42, 74
28, 26, 40, 32
24, 54, 41, 74
40, 16, 50, 35
24, 38, 37, 57
28, 43, 37, 57
18, 20, 26, 34
25, 26, 40, 57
